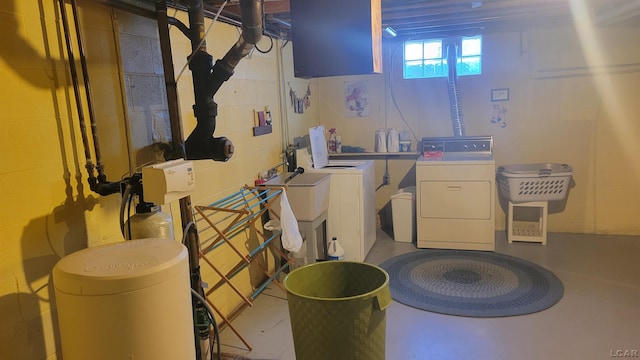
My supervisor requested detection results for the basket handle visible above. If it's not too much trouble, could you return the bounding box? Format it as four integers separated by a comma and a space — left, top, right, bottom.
538, 168, 552, 177
374, 287, 393, 311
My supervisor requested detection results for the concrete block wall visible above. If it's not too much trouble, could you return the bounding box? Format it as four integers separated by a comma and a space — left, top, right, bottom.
0, 1, 295, 358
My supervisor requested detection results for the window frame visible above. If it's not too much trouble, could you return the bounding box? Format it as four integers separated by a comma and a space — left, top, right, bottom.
402, 35, 483, 79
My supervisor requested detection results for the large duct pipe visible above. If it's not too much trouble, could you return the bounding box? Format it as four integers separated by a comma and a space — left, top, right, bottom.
183, 0, 263, 161
211, 0, 263, 94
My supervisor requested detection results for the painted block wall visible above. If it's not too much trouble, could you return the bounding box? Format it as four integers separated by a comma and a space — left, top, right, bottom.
0, 1, 129, 358
313, 26, 640, 236
0, 1, 295, 358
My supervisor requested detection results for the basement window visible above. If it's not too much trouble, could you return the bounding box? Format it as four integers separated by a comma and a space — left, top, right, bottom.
403, 35, 482, 79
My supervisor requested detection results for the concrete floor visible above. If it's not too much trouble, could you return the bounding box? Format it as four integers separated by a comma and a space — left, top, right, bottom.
217, 230, 640, 360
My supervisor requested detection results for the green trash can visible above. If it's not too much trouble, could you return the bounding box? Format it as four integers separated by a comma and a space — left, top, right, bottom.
284, 261, 392, 360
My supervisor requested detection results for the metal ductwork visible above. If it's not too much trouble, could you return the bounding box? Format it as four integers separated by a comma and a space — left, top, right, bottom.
446, 42, 465, 137
183, 0, 263, 161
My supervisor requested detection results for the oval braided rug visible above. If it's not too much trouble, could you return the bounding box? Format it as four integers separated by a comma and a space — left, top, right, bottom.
379, 250, 564, 317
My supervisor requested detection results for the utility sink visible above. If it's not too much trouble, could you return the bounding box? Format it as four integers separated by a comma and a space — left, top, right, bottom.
261, 172, 331, 221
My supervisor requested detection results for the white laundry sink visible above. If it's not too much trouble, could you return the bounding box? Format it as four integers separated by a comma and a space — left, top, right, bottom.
262, 172, 331, 221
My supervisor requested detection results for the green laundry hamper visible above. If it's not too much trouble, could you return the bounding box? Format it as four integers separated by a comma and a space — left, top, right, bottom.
284, 261, 392, 360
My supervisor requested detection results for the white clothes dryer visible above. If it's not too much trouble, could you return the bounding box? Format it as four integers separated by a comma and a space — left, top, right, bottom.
415, 136, 496, 251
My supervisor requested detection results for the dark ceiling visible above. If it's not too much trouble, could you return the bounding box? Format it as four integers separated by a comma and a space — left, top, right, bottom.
103, 0, 640, 40
237, 0, 640, 39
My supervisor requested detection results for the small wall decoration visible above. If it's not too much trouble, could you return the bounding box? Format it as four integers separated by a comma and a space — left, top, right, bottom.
344, 80, 369, 117
491, 88, 510, 102
491, 102, 508, 128
288, 82, 311, 114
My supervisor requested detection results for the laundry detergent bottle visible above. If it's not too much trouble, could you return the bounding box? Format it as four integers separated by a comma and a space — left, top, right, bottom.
327, 237, 345, 260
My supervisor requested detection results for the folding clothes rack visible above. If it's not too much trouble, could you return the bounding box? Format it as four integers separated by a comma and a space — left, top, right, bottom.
194, 185, 292, 350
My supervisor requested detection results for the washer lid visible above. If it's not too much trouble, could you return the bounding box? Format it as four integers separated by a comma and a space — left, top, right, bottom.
53, 238, 188, 296
309, 125, 329, 169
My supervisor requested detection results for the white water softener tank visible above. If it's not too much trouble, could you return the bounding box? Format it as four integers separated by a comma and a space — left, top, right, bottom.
124, 203, 174, 240
53, 238, 195, 360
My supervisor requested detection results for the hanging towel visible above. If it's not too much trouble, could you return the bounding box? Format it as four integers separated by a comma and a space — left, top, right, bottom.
279, 189, 303, 253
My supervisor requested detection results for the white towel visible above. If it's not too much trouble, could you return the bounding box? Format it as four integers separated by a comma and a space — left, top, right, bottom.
279, 190, 303, 253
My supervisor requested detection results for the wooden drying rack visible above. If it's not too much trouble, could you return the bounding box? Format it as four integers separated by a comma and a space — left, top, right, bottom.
194, 185, 292, 350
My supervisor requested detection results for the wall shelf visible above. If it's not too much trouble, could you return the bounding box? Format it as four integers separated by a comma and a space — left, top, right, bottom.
252, 125, 272, 136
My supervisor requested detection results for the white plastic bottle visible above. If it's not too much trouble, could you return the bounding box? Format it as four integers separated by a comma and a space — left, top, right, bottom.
327, 237, 345, 260
387, 128, 399, 153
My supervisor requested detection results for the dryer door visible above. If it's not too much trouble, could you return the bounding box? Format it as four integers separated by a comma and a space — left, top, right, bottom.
419, 180, 492, 220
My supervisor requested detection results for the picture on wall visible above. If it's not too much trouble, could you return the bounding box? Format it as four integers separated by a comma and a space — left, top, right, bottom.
344, 80, 369, 117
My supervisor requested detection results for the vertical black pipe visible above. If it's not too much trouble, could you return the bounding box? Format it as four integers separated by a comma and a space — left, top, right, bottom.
57, 0, 96, 180
69, 0, 105, 179
155, 3, 207, 359
156, 3, 186, 159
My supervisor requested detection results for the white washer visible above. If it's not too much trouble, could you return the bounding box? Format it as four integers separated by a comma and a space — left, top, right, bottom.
301, 126, 376, 261
416, 136, 496, 251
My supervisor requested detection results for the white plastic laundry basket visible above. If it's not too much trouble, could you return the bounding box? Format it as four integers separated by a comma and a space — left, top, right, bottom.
497, 163, 573, 203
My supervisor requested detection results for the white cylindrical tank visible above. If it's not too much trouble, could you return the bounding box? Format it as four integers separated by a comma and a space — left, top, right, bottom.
53, 238, 195, 360
125, 204, 174, 240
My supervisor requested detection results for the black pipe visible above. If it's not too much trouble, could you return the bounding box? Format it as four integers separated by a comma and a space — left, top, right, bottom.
183, 0, 263, 162
58, 0, 122, 196
284, 167, 304, 183
69, 0, 105, 179
210, 0, 263, 95
57, 0, 95, 179
175, 1, 265, 357
168, 16, 191, 38
157, 3, 187, 160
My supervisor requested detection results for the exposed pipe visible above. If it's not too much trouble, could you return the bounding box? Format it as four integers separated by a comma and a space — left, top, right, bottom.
155, 4, 204, 358
58, 0, 121, 196
157, 4, 187, 160
69, 0, 104, 178
158, 1, 263, 358
183, 0, 263, 161
57, 0, 95, 179
214, 0, 263, 89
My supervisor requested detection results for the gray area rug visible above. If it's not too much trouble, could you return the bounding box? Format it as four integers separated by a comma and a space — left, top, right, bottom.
379, 250, 564, 317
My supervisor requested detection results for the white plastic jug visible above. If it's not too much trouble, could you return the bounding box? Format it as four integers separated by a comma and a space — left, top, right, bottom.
375, 130, 387, 153
387, 128, 399, 153
327, 237, 345, 260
